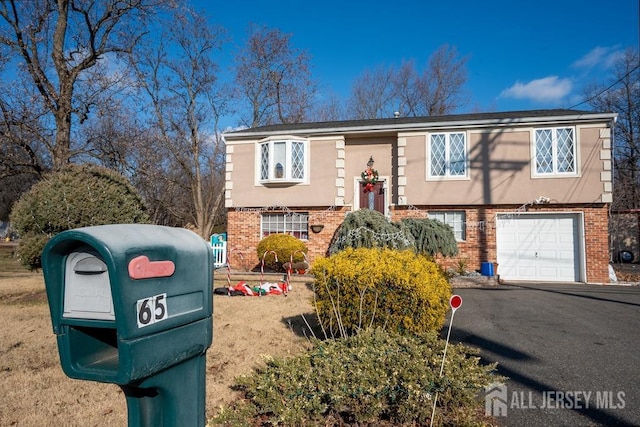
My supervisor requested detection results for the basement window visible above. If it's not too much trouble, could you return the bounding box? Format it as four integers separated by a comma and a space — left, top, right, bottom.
261, 213, 309, 240
429, 211, 466, 241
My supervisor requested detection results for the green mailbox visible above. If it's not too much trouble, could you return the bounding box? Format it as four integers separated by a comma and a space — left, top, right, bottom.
42, 224, 213, 426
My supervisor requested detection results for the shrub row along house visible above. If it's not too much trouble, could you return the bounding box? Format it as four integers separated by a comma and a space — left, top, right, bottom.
223, 109, 617, 283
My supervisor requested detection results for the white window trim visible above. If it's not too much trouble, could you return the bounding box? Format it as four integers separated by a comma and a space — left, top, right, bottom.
530, 126, 580, 178
256, 136, 310, 185
425, 131, 470, 181
260, 212, 309, 241
428, 210, 466, 242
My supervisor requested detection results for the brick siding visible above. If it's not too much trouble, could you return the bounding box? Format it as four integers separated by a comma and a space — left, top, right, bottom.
227, 204, 610, 283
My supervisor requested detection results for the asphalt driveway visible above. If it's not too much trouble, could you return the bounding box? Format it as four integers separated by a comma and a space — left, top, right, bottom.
444, 282, 640, 426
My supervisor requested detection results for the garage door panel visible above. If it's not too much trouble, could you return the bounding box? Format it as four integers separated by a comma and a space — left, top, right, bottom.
496, 214, 581, 282
557, 250, 575, 260
539, 234, 558, 244
516, 266, 536, 277
538, 267, 562, 279
558, 234, 575, 244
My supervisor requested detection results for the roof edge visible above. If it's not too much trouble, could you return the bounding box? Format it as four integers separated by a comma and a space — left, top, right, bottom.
224, 110, 617, 140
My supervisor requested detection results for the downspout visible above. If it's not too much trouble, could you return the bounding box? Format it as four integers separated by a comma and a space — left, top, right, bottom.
610, 117, 616, 263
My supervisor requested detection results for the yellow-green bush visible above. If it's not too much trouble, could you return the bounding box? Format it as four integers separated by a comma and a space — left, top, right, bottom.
256, 233, 308, 271
311, 247, 451, 336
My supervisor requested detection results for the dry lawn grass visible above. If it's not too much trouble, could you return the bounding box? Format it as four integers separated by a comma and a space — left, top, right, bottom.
0, 245, 316, 426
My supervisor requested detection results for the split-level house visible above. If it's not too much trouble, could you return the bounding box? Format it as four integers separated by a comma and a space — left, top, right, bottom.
223, 109, 617, 283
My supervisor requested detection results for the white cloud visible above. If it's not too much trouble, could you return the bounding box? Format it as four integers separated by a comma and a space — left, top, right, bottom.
500, 76, 572, 103
572, 46, 623, 70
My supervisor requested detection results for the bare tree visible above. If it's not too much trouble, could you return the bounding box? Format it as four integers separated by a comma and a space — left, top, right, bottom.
80, 99, 144, 175
393, 60, 422, 117
312, 91, 346, 122
0, 78, 51, 219
132, 9, 228, 238
586, 48, 640, 209
0, 82, 50, 178
347, 65, 395, 119
417, 44, 468, 116
0, 0, 160, 170
234, 24, 316, 127
346, 44, 468, 119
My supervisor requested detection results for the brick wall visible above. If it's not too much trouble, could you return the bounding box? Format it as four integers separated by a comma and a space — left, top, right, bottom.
391, 206, 497, 273
392, 204, 610, 283
583, 204, 610, 283
228, 204, 610, 283
226, 206, 351, 270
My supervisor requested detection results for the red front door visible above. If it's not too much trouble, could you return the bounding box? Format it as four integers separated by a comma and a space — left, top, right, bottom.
359, 181, 385, 214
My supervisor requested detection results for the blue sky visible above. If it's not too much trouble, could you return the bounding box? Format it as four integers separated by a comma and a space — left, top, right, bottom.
194, 0, 639, 119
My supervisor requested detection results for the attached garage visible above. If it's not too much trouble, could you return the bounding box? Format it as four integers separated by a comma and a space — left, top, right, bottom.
496, 213, 584, 282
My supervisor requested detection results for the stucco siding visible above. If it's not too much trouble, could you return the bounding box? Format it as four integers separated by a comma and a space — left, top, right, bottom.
227, 138, 339, 207
402, 126, 609, 206
344, 137, 394, 208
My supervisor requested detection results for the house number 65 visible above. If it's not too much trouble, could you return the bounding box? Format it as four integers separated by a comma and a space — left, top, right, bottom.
136, 293, 168, 328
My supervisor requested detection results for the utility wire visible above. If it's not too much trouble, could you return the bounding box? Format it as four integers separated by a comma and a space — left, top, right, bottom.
568, 63, 640, 109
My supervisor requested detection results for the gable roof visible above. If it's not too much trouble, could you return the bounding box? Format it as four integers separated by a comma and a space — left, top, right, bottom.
224, 109, 617, 140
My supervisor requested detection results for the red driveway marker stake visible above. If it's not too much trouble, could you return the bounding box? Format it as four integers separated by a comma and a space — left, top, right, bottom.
430, 294, 463, 427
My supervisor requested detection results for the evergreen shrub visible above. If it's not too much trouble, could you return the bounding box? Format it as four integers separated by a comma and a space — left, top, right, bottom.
311, 247, 451, 337
10, 165, 149, 269
212, 328, 501, 426
328, 210, 459, 259
328, 209, 413, 255
401, 217, 459, 257
256, 233, 308, 271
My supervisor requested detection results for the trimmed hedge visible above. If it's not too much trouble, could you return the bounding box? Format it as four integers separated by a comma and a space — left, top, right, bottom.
10, 165, 149, 269
256, 233, 308, 271
311, 247, 451, 337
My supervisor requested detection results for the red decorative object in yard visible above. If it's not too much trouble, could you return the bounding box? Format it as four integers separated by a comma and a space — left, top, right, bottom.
450, 294, 463, 311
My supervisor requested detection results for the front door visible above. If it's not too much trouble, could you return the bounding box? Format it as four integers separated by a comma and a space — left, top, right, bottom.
359, 181, 385, 215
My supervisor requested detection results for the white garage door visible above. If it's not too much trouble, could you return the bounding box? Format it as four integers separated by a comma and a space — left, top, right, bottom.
496, 213, 582, 282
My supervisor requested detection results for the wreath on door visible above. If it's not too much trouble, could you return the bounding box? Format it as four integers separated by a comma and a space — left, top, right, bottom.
361, 165, 379, 193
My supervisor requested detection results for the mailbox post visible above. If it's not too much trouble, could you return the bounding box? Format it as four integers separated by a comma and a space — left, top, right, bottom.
42, 224, 213, 426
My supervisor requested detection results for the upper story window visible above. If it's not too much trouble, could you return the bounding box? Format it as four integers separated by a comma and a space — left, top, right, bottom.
533, 127, 576, 176
428, 132, 467, 179
259, 138, 307, 184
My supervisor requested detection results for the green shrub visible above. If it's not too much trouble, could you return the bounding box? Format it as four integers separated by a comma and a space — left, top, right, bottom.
10, 165, 149, 269
212, 328, 501, 426
328, 209, 414, 255
328, 210, 459, 259
311, 247, 451, 337
12, 232, 50, 269
256, 233, 308, 271
401, 218, 459, 257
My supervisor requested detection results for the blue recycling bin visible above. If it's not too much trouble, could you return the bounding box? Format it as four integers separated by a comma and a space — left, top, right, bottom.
481, 262, 495, 277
